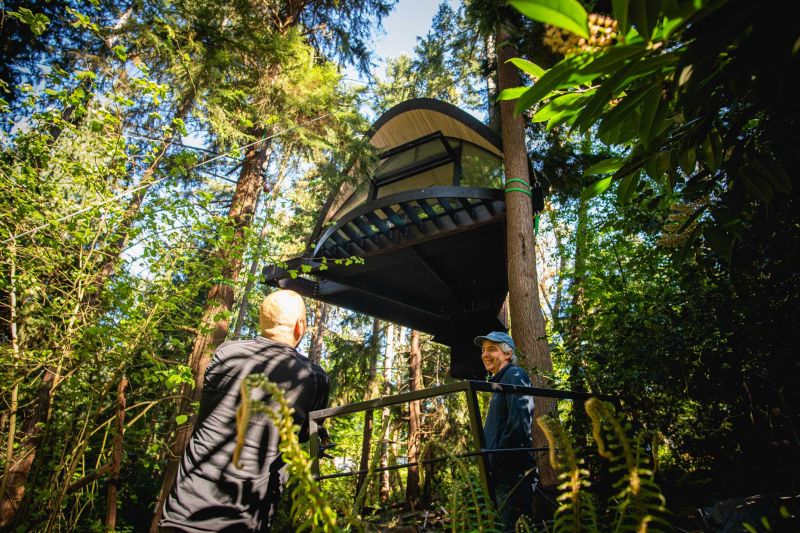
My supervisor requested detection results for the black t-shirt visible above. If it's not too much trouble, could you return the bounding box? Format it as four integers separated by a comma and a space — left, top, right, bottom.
160, 337, 330, 532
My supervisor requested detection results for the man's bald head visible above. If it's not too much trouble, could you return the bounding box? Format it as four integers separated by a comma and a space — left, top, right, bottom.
259, 290, 307, 346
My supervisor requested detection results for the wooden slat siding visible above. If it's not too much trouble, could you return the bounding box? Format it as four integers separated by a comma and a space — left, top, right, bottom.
457, 197, 476, 221
352, 216, 376, 239
399, 201, 426, 233
416, 199, 445, 230
435, 197, 459, 225
481, 198, 498, 216
380, 205, 405, 227
366, 212, 392, 240
341, 222, 362, 242
370, 110, 502, 158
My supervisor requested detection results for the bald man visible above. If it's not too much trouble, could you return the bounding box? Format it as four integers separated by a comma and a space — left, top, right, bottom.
160, 290, 330, 533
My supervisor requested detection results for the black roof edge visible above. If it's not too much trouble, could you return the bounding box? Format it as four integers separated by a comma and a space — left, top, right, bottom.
367, 98, 502, 152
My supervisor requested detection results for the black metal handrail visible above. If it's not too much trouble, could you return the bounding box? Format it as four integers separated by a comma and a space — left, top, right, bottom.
309, 380, 612, 504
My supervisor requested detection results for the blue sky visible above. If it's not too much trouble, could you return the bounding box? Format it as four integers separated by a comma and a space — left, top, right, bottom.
345, 0, 459, 83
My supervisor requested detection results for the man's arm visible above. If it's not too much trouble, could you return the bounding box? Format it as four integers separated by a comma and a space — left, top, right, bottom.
497, 367, 534, 450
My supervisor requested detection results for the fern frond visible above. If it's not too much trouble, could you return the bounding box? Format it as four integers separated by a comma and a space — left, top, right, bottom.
537, 415, 600, 533
235, 374, 342, 532
584, 399, 669, 533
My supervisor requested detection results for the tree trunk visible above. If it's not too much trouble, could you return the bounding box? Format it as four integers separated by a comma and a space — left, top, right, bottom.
150, 131, 270, 532
404, 330, 422, 510
355, 319, 382, 501
495, 24, 557, 488
105, 377, 128, 532
0, 241, 19, 527
307, 302, 330, 366
232, 149, 291, 338
379, 323, 396, 503
484, 33, 500, 135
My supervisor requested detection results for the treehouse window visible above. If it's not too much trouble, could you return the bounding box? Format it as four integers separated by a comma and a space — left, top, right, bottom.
448, 139, 504, 189
374, 134, 454, 187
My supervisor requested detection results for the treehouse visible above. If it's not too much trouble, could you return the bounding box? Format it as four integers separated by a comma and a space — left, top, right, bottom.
264, 98, 543, 378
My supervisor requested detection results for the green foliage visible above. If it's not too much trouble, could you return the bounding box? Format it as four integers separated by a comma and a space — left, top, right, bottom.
537, 416, 598, 533
236, 375, 341, 532
507, 0, 800, 261
508, 0, 589, 39
538, 400, 669, 533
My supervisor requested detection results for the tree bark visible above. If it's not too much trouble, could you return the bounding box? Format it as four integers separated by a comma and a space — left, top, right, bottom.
404, 330, 422, 510
307, 302, 330, 366
355, 319, 382, 502
105, 377, 128, 532
0, 241, 19, 526
379, 323, 396, 503
150, 130, 270, 532
495, 25, 557, 487
232, 149, 291, 338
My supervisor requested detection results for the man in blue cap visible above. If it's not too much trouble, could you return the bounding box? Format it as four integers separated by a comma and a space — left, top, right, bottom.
475, 331, 536, 531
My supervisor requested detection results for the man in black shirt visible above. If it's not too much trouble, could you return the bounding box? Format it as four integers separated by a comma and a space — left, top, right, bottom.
160, 290, 330, 532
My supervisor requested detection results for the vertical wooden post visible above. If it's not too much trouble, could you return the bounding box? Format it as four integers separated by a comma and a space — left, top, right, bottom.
309, 418, 320, 480
465, 383, 494, 504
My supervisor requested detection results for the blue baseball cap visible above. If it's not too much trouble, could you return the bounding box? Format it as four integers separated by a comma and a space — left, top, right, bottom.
473, 331, 516, 350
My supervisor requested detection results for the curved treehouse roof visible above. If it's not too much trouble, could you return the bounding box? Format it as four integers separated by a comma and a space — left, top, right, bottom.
265, 98, 543, 379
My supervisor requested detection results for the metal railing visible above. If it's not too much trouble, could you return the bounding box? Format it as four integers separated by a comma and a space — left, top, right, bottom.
309, 380, 609, 503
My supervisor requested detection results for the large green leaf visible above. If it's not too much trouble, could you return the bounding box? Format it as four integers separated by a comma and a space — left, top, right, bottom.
498, 87, 529, 101
597, 84, 659, 143
581, 176, 613, 200
617, 169, 640, 205
612, 0, 631, 35
580, 43, 648, 75
507, 57, 545, 79
514, 53, 597, 114
638, 84, 661, 148
703, 224, 732, 263
629, 0, 663, 42
572, 58, 644, 132
509, 0, 589, 39
584, 157, 625, 176
532, 91, 596, 129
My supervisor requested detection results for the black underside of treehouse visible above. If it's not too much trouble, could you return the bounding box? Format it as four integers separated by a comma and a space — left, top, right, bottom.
263, 98, 544, 379
264, 186, 508, 379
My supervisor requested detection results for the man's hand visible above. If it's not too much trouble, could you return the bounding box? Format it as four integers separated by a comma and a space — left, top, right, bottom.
319, 440, 336, 459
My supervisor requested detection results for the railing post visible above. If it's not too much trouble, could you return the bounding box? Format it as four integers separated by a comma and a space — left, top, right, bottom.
310, 417, 320, 480
464, 381, 495, 504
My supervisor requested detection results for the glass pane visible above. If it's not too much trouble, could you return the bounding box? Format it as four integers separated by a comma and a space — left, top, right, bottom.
374, 138, 450, 183
329, 178, 371, 221
376, 163, 454, 199
459, 142, 504, 188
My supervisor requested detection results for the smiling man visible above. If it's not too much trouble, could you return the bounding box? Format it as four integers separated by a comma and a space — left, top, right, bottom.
475, 331, 536, 532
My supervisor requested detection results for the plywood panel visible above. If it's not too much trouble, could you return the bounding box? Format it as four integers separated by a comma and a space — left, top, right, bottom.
371, 109, 503, 157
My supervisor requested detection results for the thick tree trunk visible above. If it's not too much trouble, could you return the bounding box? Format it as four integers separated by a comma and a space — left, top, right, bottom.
404, 330, 422, 510
150, 131, 270, 532
379, 324, 396, 503
232, 149, 290, 338
495, 25, 558, 488
355, 319, 382, 501
105, 377, 128, 532
307, 302, 330, 366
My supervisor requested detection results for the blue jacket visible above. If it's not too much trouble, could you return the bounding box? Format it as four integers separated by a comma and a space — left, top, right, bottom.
483, 363, 535, 471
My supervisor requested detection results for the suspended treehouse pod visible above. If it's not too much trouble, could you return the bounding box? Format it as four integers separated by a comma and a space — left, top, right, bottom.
264, 98, 544, 379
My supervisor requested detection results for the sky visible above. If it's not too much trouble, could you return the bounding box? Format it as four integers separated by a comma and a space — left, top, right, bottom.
345, 0, 459, 84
